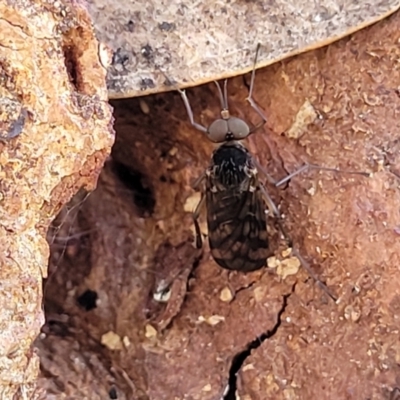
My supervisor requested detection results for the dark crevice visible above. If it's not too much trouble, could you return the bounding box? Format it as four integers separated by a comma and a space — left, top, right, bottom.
187, 254, 202, 282
111, 160, 155, 217
108, 386, 118, 399
77, 289, 98, 311
232, 279, 259, 299
63, 45, 79, 88
224, 290, 293, 400
62, 27, 85, 91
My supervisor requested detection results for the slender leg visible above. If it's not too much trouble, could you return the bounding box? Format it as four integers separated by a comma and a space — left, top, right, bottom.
259, 183, 294, 248
193, 193, 206, 249
249, 118, 267, 134
246, 43, 268, 132
259, 183, 337, 300
289, 247, 337, 301
192, 172, 206, 190
178, 89, 208, 133
253, 157, 277, 186
275, 163, 370, 188
259, 183, 281, 219
154, 65, 208, 133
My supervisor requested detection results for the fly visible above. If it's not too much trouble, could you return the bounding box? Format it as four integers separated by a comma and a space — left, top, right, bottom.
178, 44, 368, 299
179, 45, 271, 273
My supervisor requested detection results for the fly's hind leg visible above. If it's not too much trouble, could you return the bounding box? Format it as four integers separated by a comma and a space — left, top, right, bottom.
257, 181, 290, 243
258, 183, 337, 301
178, 89, 208, 134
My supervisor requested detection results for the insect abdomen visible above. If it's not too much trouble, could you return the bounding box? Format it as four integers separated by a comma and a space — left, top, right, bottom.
207, 195, 269, 271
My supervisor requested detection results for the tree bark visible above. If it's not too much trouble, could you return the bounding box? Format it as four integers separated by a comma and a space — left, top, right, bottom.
39, 7, 400, 400
0, 1, 113, 398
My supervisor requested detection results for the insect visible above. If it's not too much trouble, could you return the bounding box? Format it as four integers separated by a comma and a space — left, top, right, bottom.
178, 45, 368, 298
179, 44, 281, 271
195, 139, 269, 272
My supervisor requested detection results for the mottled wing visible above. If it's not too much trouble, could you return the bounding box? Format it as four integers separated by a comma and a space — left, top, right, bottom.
206, 176, 269, 272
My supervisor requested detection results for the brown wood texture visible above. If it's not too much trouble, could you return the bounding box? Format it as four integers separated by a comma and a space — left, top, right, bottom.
39, 9, 400, 400
0, 0, 114, 398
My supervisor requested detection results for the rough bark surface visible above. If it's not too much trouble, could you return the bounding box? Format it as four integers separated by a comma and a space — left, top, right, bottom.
85, 0, 400, 98
0, 1, 114, 398
40, 9, 400, 400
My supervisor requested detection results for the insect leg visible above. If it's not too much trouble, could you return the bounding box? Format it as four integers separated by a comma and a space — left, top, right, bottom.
192, 172, 206, 191
178, 89, 208, 133
290, 247, 337, 301
275, 163, 370, 188
253, 157, 278, 186
259, 183, 337, 301
258, 183, 292, 244
246, 43, 268, 133
193, 193, 206, 249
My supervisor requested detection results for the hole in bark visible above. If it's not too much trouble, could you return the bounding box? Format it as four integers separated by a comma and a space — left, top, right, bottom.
111, 160, 155, 217
63, 45, 79, 88
109, 386, 118, 399
62, 27, 86, 91
77, 289, 98, 311
224, 292, 291, 399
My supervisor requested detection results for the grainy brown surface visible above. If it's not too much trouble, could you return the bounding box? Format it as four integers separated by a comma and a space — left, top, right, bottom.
86, 0, 400, 98
40, 9, 400, 400
237, 12, 400, 400
0, 0, 113, 398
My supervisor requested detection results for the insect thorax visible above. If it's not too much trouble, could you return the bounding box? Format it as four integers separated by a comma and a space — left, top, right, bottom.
207, 141, 255, 189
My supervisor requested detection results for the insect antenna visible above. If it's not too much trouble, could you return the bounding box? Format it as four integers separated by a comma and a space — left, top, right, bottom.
223, 79, 229, 108
214, 79, 229, 111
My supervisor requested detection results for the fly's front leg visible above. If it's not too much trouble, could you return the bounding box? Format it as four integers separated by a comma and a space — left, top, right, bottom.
178, 89, 208, 134
246, 43, 268, 134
